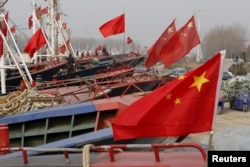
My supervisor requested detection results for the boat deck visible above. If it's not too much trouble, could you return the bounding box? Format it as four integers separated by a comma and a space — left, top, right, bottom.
0, 152, 205, 167
0, 143, 206, 167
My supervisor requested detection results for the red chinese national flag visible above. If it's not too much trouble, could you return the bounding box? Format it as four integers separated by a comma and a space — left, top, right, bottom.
41, 6, 48, 15
99, 14, 125, 38
2, 11, 8, 36
112, 51, 224, 140
62, 22, 67, 29
10, 26, 16, 34
145, 19, 177, 68
55, 13, 61, 21
59, 39, 70, 54
127, 36, 133, 44
160, 15, 200, 67
28, 15, 33, 29
23, 28, 46, 58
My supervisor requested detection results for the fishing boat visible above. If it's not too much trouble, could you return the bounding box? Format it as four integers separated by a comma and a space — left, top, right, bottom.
2, 58, 68, 92
0, 92, 168, 150
0, 63, 170, 115
2, 52, 144, 92
0, 0, 144, 93
0, 64, 173, 153
54, 53, 145, 80
0, 91, 206, 167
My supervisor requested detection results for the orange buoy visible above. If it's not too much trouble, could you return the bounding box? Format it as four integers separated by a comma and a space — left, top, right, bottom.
0, 124, 10, 155
32, 80, 36, 87
20, 80, 26, 91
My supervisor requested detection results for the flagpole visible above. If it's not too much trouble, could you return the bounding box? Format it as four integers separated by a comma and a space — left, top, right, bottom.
33, 15, 53, 54
32, 0, 38, 61
123, 28, 126, 54
0, 0, 8, 8
2, 12, 34, 86
0, 27, 32, 90
196, 9, 202, 62
205, 51, 226, 167
123, 7, 126, 54
54, 17, 74, 56
0, 9, 6, 94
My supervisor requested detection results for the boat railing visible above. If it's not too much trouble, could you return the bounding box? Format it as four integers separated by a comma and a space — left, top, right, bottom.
46, 75, 165, 104
38, 77, 84, 91
37, 66, 134, 91
93, 70, 160, 87
95, 65, 132, 76
37, 78, 161, 105
59, 84, 111, 104
0, 143, 207, 165
35, 68, 167, 105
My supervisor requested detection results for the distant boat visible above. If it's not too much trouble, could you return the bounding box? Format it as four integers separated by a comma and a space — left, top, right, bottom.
54, 53, 145, 80
2, 53, 144, 92
2, 58, 68, 92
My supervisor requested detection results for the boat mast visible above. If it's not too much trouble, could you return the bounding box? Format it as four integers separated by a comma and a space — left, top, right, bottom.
0, 22, 32, 91
0, 0, 31, 93
0, 0, 8, 8
0, 1, 6, 94
50, 0, 59, 56
51, 0, 74, 56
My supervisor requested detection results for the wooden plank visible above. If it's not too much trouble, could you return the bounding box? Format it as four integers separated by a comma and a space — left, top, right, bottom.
28, 96, 63, 103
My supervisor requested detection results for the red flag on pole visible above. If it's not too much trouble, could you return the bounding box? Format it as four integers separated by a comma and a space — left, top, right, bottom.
112, 51, 224, 140
59, 39, 70, 54
99, 14, 125, 38
62, 22, 67, 29
2, 11, 8, 36
41, 6, 48, 15
55, 13, 61, 21
160, 15, 201, 67
28, 15, 33, 29
0, 11, 8, 57
23, 28, 46, 58
127, 36, 133, 44
145, 19, 177, 68
10, 26, 16, 34
36, 6, 42, 20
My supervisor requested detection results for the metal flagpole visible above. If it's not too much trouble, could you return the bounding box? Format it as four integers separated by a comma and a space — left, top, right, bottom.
196, 9, 202, 62
2, 11, 34, 86
0, 28, 32, 90
123, 6, 126, 54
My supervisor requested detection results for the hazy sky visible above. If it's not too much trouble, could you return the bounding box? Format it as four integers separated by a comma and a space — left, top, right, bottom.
4, 0, 250, 47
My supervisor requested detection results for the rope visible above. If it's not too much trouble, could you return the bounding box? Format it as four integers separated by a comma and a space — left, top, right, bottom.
82, 144, 93, 167
0, 88, 60, 116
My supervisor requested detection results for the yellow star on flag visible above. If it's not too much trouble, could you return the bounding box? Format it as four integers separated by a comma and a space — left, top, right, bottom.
178, 75, 185, 80
166, 93, 172, 100
189, 71, 209, 92
187, 21, 193, 29
174, 98, 181, 105
167, 26, 173, 33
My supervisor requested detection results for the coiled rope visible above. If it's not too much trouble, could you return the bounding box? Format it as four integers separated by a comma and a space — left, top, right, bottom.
0, 88, 59, 116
